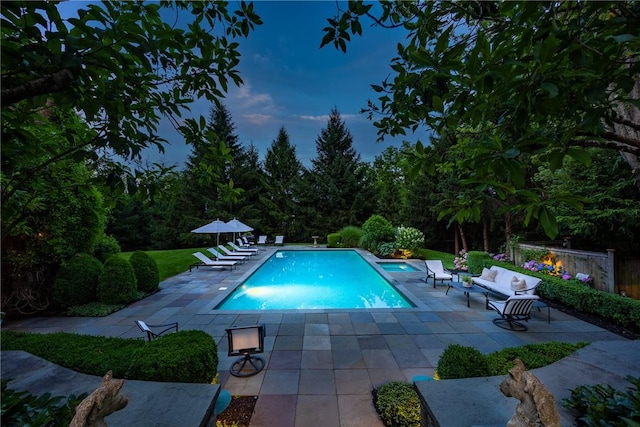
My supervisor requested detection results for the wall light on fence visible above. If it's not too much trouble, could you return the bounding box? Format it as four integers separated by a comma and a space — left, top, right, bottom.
226, 324, 266, 377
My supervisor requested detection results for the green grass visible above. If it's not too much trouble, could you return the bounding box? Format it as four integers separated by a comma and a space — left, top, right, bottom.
121, 247, 209, 281
414, 248, 456, 268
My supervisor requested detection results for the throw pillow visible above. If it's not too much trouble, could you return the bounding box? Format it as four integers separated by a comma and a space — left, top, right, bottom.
511, 276, 527, 291
480, 268, 498, 282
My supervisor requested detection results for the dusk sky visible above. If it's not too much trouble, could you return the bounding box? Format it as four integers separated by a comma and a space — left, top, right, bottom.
60, 1, 432, 168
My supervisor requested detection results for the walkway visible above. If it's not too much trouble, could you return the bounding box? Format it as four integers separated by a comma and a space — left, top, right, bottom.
3, 246, 631, 426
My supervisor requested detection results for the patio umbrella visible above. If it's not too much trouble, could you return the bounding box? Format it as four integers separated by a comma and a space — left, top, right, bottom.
191, 218, 233, 246
226, 218, 254, 242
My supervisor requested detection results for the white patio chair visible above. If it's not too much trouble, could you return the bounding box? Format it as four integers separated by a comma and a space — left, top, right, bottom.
424, 260, 453, 288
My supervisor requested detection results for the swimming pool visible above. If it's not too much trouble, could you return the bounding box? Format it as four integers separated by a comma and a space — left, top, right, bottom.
378, 262, 418, 272
215, 250, 414, 310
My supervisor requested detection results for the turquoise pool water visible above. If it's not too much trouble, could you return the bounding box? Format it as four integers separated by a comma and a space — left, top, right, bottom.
215, 250, 414, 310
378, 262, 418, 272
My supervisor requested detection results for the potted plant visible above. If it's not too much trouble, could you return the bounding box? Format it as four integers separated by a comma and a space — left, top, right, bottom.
461, 275, 473, 288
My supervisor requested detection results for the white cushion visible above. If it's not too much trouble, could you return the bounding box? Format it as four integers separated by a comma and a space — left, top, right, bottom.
480, 268, 498, 282
510, 276, 527, 291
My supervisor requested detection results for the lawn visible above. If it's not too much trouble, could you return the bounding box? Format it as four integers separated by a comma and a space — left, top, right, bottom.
121, 247, 210, 281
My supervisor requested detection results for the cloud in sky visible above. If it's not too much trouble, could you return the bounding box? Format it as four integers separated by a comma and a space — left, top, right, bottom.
59, 1, 431, 168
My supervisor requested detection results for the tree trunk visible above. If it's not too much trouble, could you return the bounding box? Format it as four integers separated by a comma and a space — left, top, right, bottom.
505, 213, 513, 260
612, 70, 640, 192
454, 224, 459, 255
483, 217, 489, 252
458, 223, 468, 252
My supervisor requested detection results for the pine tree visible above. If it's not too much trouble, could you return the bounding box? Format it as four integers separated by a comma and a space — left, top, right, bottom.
306, 108, 374, 235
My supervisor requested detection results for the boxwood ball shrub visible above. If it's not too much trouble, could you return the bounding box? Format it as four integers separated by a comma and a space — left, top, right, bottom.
327, 233, 342, 248
467, 251, 492, 274
361, 215, 395, 252
97, 255, 137, 304
129, 251, 159, 293
93, 234, 121, 263
436, 344, 489, 379
373, 381, 421, 427
51, 253, 103, 309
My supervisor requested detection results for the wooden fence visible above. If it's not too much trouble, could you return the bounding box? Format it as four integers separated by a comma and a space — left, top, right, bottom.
512, 243, 640, 300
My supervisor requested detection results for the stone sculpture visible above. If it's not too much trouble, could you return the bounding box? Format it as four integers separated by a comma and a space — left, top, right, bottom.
69, 370, 128, 427
500, 359, 562, 427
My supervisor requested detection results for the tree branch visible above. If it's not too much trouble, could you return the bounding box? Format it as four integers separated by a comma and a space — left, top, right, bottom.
1, 69, 75, 107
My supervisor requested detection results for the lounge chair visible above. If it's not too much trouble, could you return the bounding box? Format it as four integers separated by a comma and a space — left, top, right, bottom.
488, 295, 540, 331
236, 238, 250, 248
256, 235, 267, 245
190, 252, 237, 272
242, 236, 254, 246
135, 320, 178, 342
207, 247, 247, 262
218, 244, 255, 258
274, 235, 284, 246
229, 242, 258, 254
424, 260, 453, 288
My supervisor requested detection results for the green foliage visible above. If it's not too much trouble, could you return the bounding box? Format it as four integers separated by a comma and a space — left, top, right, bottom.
93, 235, 121, 263
467, 251, 492, 274
327, 233, 342, 248
486, 342, 588, 376
322, 1, 640, 239
562, 376, 640, 426
338, 226, 364, 248
521, 248, 549, 263
65, 302, 125, 317
395, 226, 424, 253
129, 251, 159, 293
1, 330, 217, 383
373, 381, 421, 427
51, 253, 103, 309
377, 242, 397, 257
1, 379, 87, 427
436, 344, 489, 379
361, 215, 396, 252
502, 264, 640, 331
97, 255, 137, 305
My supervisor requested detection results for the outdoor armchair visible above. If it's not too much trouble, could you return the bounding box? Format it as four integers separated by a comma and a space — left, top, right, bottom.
488, 295, 540, 331
424, 260, 453, 288
135, 320, 178, 341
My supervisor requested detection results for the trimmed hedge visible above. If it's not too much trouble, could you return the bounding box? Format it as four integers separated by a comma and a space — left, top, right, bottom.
373, 381, 421, 427
1, 330, 217, 383
97, 255, 137, 304
51, 253, 103, 309
327, 233, 342, 248
436, 344, 489, 379
129, 251, 159, 293
472, 255, 640, 332
93, 234, 121, 263
467, 251, 492, 274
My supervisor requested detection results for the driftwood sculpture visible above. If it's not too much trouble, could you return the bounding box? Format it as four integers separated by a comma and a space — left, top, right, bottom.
499, 359, 561, 427
69, 371, 128, 427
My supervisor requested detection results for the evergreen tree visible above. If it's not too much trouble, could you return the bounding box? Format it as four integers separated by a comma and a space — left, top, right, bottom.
306, 108, 374, 236
263, 127, 304, 239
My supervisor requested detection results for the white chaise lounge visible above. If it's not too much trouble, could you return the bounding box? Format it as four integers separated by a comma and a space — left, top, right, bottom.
424, 260, 453, 288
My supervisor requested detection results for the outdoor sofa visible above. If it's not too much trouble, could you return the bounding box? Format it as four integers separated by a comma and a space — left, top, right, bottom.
472, 265, 542, 309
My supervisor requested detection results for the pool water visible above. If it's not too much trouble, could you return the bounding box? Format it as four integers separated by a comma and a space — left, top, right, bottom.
215, 250, 414, 310
378, 262, 418, 272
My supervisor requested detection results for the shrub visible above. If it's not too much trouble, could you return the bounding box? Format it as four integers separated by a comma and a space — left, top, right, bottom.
467, 251, 492, 274
338, 226, 364, 248
1, 330, 217, 383
129, 251, 159, 293
395, 226, 424, 254
373, 381, 421, 427
97, 255, 137, 305
1, 379, 87, 427
361, 215, 395, 252
327, 233, 342, 248
486, 342, 588, 376
93, 234, 121, 263
436, 344, 489, 379
51, 253, 103, 309
563, 376, 640, 425
378, 242, 397, 257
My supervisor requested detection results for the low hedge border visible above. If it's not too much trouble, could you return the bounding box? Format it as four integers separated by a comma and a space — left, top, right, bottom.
0, 330, 217, 384
490, 260, 640, 331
